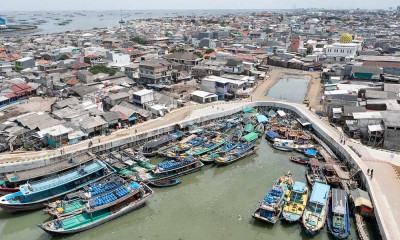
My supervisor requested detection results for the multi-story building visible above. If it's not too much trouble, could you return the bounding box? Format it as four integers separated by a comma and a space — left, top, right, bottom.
15, 57, 35, 72
139, 59, 172, 84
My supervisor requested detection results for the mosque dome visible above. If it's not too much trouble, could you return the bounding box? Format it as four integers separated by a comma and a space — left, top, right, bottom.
339, 33, 353, 44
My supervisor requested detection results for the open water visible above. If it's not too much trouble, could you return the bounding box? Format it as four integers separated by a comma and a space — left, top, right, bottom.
0, 138, 362, 240
0, 10, 264, 35
267, 76, 311, 103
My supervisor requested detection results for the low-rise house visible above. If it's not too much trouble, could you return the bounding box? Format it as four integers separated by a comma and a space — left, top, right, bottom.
201, 75, 245, 99
132, 89, 154, 106
15, 57, 35, 72
190, 90, 218, 103
76, 70, 94, 84
164, 52, 202, 69
101, 111, 121, 129
103, 92, 130, 111
37, 124, 73, 147
381, 111, 400, 151
80, 116, 108, 137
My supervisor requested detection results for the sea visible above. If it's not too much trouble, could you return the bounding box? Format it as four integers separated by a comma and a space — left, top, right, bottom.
0, 9, 265, 36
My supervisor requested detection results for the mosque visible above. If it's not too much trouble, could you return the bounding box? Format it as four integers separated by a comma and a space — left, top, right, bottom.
324, 33, 362, 62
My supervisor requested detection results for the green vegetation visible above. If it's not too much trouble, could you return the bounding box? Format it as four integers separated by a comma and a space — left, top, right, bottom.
204, 49, 215, 55
89, 66, 117, 76
131, 36, 148, 45
59, 54, 70, 60
193, 51, 203, 58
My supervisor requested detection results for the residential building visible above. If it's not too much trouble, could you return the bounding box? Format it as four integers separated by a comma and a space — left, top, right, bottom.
132, 89, 154, 106
103, 92, 130, 111
139, 59, 172, 84
76, 70, 94, 84
15, 57, 35, 72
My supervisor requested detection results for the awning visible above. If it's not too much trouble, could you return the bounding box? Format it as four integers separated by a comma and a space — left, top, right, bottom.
306, 149, 318, 157
128, 116, 137, 121
242, 132, 259, 142
243, 107, 254, 113
256, 114, 269, 123
266, 130, 279, 139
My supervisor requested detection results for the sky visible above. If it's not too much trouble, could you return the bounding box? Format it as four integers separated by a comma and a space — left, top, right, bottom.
0, 0, 398, 11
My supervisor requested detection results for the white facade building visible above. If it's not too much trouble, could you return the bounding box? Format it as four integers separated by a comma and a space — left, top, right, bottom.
132, 89, 154, 106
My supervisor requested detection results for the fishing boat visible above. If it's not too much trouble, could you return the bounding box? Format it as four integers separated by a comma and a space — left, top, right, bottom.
231, 124, 243, 141
253, 172, 293, 223
214, 143, 258, 166
272, 139, 295, 152
243, 123, 254, 135
306, 158, 327, 185
0, 161, 113, 213
185, 137, 226, 156
265, 130, 279, 142
255, 123, 265, 135
38, 182, 154, 235
302, 182, 331, 235
200, 141, 239, 163
289, 156, 309, 165
324, 163, 341, 187
148, 179, 181, 188
327, 189, 350, 239
297, 148, 319, 158
160, 135, 205, 157
282, 182, 309, 222
150, 157, 204, 181
141, 131, 183, 157
44, 175, 125, 218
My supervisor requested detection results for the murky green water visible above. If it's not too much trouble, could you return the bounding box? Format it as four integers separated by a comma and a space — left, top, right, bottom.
0, 138, 359, 240
267, 76, 311, 102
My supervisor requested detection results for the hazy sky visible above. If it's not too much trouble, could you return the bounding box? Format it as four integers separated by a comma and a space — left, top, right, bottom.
1, 0, 398, 11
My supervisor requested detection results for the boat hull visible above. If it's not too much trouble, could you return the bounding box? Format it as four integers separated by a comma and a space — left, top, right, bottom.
252, 211, 278, 224
152, 162, 204, 181
214, 147, 258, 166
282, 212, 302, 223
0, 187, 19, 196
148, 179, 181, 188
39, 192, 153, 236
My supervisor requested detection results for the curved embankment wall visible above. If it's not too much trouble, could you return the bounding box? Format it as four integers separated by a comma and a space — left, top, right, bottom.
0, 101, 391, 239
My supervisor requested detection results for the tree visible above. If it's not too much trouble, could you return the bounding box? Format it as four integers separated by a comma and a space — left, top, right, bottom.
205, 49, 215, 55
193, 52, 203, 58
89, 66, 117, 76
59, 54, 70, 61
131, 36, 148, 45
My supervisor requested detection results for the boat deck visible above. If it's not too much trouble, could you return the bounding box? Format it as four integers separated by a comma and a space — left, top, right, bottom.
6, 152, 95, 183
63, 201, 84, 213
62, 209, 110, 230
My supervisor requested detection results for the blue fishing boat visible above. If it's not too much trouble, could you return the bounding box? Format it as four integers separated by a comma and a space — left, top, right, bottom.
231, 124, 243, 141
150, 157, 204, 181
148, 179, 181, 188
282, 182, 309, 222
306, 158, 327, 185
0, 161, 113, 213
200, 141, 239, 163
253, 172, 293, 223
142, 131, 183, 157
185, 137, 226, 156
302, 183, 331, 235
214, 143, 258, 166
265, 130, 279, 142
327, 189, 350, 239
39, 182, 154, 235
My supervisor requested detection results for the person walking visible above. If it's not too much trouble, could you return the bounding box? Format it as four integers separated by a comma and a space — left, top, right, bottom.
370, 169, 374, 178
367, 169, 370, 175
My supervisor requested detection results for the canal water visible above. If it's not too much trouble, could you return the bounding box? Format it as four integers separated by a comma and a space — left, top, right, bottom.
267, 76, 311, 102
0, 138, 360, 240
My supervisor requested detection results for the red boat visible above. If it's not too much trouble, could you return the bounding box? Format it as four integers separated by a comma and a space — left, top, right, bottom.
0, 186, 19, 196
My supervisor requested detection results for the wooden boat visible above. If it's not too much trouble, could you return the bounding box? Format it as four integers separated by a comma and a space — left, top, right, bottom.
44, 175, 125, 218
38, 183, 154, 235
141, 131, 183, 157
272, 139, 295, 152
327, 189, 350, 239
0, 186, 19, 196
159, 135, 204, 157
265, 130, 279, 142
289, 156, 309, 165
150, 157, 204, 181
148, 179, 181, 188
302, 183, 331, 235
282, 181, 309, 223
243, 123, 254, 135
306, 158, 327, 186
185, 137, 226, 156
231, 124, 243, 141
324, 163, 341, 187
255, 123, 265, 135
200, 142, 239, 163
214, 143, 258, 166
0, 161, 114, 213
253, 172, 293, 224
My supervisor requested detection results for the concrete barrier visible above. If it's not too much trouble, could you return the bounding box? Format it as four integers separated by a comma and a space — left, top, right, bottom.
0, 100, 393, 239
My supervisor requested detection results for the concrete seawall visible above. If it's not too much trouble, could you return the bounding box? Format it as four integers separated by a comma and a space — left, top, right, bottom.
0, 101, 394, 239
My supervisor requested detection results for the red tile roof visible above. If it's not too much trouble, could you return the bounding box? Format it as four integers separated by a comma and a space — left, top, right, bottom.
9, 83, 33, 95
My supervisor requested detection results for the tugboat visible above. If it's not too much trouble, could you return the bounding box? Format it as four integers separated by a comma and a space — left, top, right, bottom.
327, 189, 350, 239
38, 182, 154, 235
302, 182, 331, 236
282, 181, 309, 222
253, 172, 293, 224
